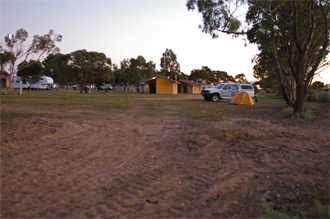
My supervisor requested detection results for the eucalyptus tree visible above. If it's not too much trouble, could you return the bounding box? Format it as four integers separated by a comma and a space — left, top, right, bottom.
252, 50, 281, 93
160, 49, 181, 78
129, 55, 156, 90
43, 53, 74, 86
67, 50, 113, 93
2, 29, 62, 94
114, 59, 130, 89
188, 66, 214, 84
213, 70, 236, 83
235, 73, 248, 83
187, 0, 330, 114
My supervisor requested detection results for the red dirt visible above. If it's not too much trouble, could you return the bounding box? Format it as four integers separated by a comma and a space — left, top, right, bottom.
1, 95, 329, 218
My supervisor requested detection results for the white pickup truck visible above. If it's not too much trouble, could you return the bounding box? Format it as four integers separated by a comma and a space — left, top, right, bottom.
201, 83, 255, 102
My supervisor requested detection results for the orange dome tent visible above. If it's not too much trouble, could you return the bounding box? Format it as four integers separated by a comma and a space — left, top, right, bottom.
230, 91, 255, 105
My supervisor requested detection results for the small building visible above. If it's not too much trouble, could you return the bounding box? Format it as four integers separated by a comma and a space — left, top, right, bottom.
1, 75, 10, 89
320, 87, 330, 92
140, 75, 180, 94
178, 80, 202, 94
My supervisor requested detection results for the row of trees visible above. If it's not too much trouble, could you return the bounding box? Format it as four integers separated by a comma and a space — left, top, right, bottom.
1, 30, 250, 93
32, 50, 249, 93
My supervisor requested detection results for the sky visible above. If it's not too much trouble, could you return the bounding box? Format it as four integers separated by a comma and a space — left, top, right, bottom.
0, 0, 329, 83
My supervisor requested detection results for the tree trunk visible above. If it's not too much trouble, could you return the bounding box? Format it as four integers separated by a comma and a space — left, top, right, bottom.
4, 75, 13, 94
273, 53, 295, 107
294, 81, 304, 114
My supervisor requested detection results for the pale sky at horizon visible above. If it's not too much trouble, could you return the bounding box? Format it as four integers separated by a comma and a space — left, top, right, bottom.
1, 0, 329, 83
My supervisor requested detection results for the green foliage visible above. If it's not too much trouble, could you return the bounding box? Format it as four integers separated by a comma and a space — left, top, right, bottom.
186, 0, 247, 37
17, 60, 43, 86
252, 51, 281, 93
160, 48, 181, 74
114, 56, 156, 89
213, 70, 236, 83
129, 55, 155, 86
187, 0, 330, 115
305, 200, 330, 218
42, 53, 73, 85
234, 73, 247, 83
261, 199, 289, 219
189, 67, 243, 84
307, 89, 330, 103
0, 51, 12, 72
283, 106, 313, 119
261, 197, 329, 219
310, 81, 325, 90
188, 66, 214, 84
67, 50, 113, 93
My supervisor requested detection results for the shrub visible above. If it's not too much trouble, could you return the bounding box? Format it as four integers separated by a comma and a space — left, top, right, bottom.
307, 89, 330, 103
283, 106, 313, 119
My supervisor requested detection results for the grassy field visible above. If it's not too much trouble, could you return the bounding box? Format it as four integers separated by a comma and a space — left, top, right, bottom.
0, 89, 282, 118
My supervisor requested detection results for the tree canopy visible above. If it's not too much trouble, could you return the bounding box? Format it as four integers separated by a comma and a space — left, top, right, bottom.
160, 49, 181, 74
213, 70, 236, 83
66, 50, 113, 93
43, 53, 74, 86
188, 66, 243, 84
17, 60, 43, 90
187, 0, 330, 114
188, 66, 214, 84
114, 56, 156, 90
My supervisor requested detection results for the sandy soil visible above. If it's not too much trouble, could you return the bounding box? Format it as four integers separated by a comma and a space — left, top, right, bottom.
1, 95, 329, 218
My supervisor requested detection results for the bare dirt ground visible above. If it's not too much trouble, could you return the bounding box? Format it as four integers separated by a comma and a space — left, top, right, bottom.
1, 95, 329, 218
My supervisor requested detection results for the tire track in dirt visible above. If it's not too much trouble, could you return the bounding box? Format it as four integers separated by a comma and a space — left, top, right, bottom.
2, 109, 157, 217
2, 99, 328, 218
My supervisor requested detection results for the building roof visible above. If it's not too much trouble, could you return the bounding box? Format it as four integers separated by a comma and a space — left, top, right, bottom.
179, 80, 202, 86
1, 75, 10, 79
140, 74, 180, 84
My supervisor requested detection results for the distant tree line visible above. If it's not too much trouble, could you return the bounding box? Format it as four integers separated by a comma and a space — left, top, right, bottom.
1, 29, 251, 93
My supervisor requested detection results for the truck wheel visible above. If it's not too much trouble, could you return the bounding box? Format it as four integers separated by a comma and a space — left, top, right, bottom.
211, 94, 219, 102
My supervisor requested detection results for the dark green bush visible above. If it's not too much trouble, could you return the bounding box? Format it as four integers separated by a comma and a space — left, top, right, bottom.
307, 89, 330, 103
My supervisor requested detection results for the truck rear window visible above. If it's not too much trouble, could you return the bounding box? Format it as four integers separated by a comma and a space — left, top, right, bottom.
241, 85, 253, 89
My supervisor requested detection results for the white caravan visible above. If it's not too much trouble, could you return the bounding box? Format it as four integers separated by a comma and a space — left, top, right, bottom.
14, 76, 30, 89
14, 76, 54, 90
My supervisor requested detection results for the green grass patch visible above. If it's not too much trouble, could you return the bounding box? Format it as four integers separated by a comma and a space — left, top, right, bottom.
283, 106, 313, 119
262, 199, 290, 219
142, 100, 166, 116
167, 99, 238, 121
256, 92, 284, 100
1, 90, 137, 110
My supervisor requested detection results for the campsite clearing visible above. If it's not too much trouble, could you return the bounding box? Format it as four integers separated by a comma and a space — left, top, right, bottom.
1, 91, 329, 218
